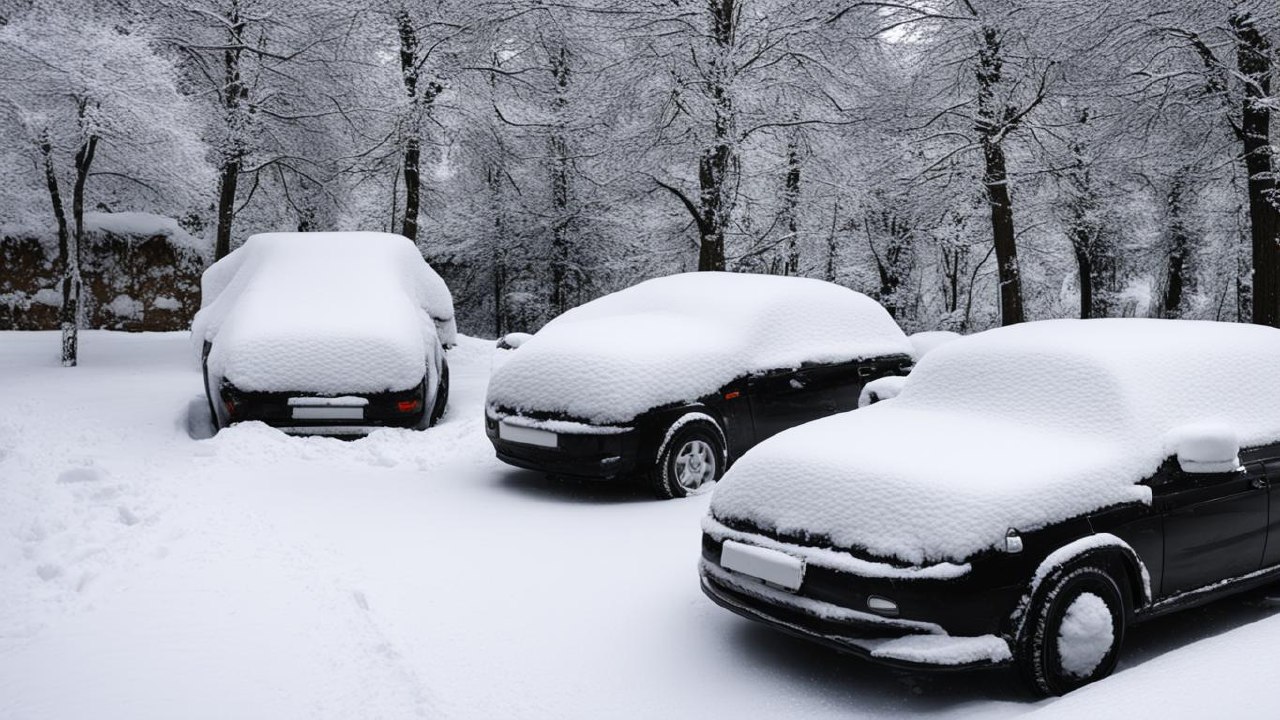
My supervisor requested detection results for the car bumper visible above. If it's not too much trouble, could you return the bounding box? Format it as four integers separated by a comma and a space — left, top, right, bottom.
486, 416, 643, 479
218, 381, 429, 433
700, 561, 1012, 671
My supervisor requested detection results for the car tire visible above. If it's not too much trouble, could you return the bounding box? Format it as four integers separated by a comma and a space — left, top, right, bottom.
648, 416, 726, 500
427, 359, 450, 427
1016, 562, 1127, 697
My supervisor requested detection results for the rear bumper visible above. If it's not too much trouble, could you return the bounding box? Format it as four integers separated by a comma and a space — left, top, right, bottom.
218, 380, 429, 433
486, 416, 644, 479
699, 561, 1012, 671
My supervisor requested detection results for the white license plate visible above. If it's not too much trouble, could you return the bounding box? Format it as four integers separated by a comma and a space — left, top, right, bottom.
720, 540, 805, 591
292, 407, 364, 420
499, 422, 558, 448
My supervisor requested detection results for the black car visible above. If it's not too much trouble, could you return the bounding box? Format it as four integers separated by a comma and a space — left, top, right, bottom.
192, 231, 455, 435
485, 272, 914, 498
700, 319, 1280, 695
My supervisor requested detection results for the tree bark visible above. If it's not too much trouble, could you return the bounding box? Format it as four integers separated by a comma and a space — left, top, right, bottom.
1232, 13, 1279, 327
1161, 172, 1193, 318
780, 133, 801, 275
398, 10, 421, 243
214, 2, 246, 261
39, 131, 76, 366
549, 45, 574, 314
696, 0, 736, 272
975, 27, 1025, 326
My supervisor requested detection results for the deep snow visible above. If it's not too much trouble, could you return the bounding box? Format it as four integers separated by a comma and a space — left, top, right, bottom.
3, 330, 1280, 719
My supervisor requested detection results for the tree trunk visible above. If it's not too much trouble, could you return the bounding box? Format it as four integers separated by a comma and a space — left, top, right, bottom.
39, 132, 75, 366
697, 0, 737, 272
549, 45, 574, 314
975, 27, 1025, 326
1072, 240, 1094, 320
214, 3, 246, 261
398, 10, 421, 242
61, 128, 97, 367
781, 134, 801, 275
1233, 13, 1279, 327
1161, 172, 1193, 318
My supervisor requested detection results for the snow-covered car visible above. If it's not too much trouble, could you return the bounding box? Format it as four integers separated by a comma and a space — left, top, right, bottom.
485, 272, 913, 498
699, 319, 1280, 695
192, 232, 456, 435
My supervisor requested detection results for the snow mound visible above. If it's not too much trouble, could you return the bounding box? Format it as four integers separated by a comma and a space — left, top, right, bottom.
908, 330, 961, 360
486, 272, 910, 424
711, 319, 1280, 564
191, 232, 456, 394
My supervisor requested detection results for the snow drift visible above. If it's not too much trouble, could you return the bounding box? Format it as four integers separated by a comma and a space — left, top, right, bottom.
486, 272, 911, 425
191, 232, 456, 394
710, 319, 1280, 565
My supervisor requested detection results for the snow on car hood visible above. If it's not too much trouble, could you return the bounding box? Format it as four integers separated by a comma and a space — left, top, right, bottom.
486, 272, 911, 424
711, 319, 1280, 565
192, 232, 454, 394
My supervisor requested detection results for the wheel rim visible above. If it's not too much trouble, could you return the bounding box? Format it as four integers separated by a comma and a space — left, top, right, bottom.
1054, 591, 1116, 680
674, 439, 716, 490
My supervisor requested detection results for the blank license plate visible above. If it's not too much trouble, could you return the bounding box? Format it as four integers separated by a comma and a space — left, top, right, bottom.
292, 407, 364, 420
721, 540, 805, 591
499, 422, 557, 448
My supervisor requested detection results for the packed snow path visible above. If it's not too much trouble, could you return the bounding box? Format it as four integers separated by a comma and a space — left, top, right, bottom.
2, 332, 1279, 719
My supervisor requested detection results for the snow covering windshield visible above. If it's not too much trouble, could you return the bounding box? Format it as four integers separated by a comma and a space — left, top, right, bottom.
191, 232, 455, 394
710, 319, 1280, 565
486, 272, 912, 425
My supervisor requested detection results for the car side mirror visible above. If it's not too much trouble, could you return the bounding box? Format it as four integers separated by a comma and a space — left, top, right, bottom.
496, 332, 533, 351
1173, 423, 1242, 475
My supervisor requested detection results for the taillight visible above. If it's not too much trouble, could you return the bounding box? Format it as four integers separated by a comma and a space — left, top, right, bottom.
223, 398, 236, 416
397, 399, 421, 413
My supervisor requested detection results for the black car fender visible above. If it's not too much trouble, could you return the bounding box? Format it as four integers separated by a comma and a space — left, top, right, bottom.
639, 405, 730, 466
1009, 533, 1153, 638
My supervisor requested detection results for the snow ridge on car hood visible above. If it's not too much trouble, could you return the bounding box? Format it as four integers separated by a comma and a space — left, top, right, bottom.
710, 405, 1150, 565
486, 272, 911, 425
711, 319, 1280, 565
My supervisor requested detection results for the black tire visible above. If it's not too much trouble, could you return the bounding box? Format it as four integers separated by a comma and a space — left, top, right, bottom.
427, 359, 450, 427
648, 417, 725, 500
1016, 562, 1128, 696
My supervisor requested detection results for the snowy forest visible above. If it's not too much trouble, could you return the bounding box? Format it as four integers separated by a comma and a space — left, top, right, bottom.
1, 0, 1277, 343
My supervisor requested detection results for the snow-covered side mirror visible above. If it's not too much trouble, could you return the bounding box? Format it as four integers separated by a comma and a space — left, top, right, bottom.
496, 332, 533, 351
1173, 423, 1242, 474
858, 375, 908, 408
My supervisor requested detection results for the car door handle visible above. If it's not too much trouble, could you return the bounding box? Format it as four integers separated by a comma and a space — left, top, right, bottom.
1252, 477, 1269, 490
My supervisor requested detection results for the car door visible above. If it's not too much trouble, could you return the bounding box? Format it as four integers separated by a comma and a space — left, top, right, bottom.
1157, 461, 1268, 597
746, 363, 860, 443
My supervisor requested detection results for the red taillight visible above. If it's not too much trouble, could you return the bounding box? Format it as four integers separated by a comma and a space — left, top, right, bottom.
397, 399, 421, 413
223, 398, 235, 416
724, 390, 741, 401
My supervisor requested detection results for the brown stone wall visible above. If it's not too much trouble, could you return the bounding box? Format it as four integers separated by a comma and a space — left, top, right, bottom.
0, 230, 207, 332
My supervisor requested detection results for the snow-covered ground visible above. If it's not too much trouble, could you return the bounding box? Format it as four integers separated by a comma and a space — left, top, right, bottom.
2, 331, 1279, 719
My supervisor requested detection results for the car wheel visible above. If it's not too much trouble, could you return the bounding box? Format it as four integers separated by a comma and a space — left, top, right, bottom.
427, 359, 450, 427
1017, 562, 1127, 696
649, 417, 725, 500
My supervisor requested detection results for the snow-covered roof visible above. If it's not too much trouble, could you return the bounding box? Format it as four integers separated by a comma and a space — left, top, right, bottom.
191, 232, 455, 394
486, 272, 911, 424
710, 319, 1280, 565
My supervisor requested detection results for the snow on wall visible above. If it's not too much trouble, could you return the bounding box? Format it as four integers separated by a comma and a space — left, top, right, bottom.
486, 272, 911, 424
83, 211, 205, 254
710, 319, 1280, 565
192, 232, 456, 394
